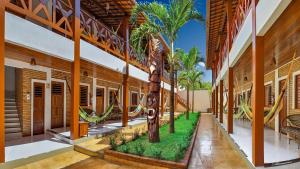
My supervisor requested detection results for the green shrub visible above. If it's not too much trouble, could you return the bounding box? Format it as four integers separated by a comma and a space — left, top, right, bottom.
149, 147, 162, 159
119, 145, 129, 153
174, 144, 183, 161
134, 142, 145, 156
109, 136, 117, 150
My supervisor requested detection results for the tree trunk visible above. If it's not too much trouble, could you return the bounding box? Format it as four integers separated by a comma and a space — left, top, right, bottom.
147, 38, 161, 142
169, 65, 175, 133
186, 86, 190, 120
192, 86, 195, 113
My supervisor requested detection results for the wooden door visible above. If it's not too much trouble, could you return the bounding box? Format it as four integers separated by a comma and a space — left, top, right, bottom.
96, 88, 105, 115
279, 79, 287, 133
51, 82, 64, 129
33, 82, 45, 135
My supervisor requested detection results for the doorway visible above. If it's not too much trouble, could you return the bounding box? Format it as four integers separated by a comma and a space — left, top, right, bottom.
33, 82, 45, 135
96, 87, 105, 115
51, 81, 64, 129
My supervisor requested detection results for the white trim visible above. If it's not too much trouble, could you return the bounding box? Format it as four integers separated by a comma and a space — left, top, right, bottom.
274, 69, 279, 132
95, 85, 107, 112
264, 81, 272, 86
92, 78, 97, 111
80, 83, 90, 106
51, 78, 67, 128
292, 70, 300, 109
31, 79, 47, 136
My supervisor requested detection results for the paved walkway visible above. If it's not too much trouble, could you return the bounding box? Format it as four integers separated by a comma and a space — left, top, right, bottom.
188, 114, 249, 169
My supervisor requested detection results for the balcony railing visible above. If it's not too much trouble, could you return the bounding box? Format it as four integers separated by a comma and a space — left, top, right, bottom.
6, 0, 148, 71
216, 0, 252, 76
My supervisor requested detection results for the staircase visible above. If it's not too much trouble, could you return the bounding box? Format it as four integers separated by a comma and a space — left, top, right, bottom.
5, 98, 22, 140
176, 94, 189, 108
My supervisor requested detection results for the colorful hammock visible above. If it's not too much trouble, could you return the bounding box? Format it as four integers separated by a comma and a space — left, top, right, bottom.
238, 53, 296, 124
128, 95, 147, 118
79, 104, 114, 123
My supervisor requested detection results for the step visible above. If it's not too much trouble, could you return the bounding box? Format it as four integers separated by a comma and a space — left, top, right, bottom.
5, 132, 22, 141
5, 110, 18, 114
5, 118, 20, 123
5, 114, 18, 118
5, 102, 16, 106
5, 122, 21, 128
5, 127, 21, 134
5, 106, 17, 110
74, 138, 111, 158
5, 99, 16, 102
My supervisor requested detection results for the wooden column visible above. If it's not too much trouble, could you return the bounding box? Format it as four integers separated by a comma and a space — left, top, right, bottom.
122, 16, 130, 127
0, 0, 5, 163
227, 68, 233, 133
220, 80, 223, 123
70, 0, 80, 140
160, 54, 165, 117
212, 90, 215, 115
215, 85, 218, 118
226, 0, 233, 133
252, 0, 264, 166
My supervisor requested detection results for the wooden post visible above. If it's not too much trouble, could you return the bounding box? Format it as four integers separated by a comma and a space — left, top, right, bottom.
252, 0, 264, 166
220, 80, 223, 123
212, 90, 215, 115
0, 0, 5, 163
215, 85, 218, 118
226, 0, 233, 134
122, 16, 130, 127
228, 68, 233, 133
70, 0, 80, 140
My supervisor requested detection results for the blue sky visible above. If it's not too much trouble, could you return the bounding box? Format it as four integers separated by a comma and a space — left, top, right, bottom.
137, 0, 211, 82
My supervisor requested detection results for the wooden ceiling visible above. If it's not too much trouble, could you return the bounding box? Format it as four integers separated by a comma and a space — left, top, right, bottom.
206, 0, 238, 69
81, 0, 144, 30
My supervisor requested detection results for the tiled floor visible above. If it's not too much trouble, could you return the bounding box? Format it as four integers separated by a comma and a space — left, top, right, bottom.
219, 114, 300, 165
188, 113, 249, 169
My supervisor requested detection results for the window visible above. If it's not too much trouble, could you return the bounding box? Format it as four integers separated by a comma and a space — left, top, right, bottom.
131, 92, 138, 106
80, 85, 89, 106
109, 89, 119, 106
295, 75, 300, 109
264, 84, 272, 107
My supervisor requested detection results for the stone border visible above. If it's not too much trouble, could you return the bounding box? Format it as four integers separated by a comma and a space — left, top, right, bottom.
104, 114, 201, 169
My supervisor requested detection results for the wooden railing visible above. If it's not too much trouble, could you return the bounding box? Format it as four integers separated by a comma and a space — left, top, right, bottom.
6, 0, 74, 37
216, 0, 252, 76
5, 0, 148, 70
80, 10, 125, 59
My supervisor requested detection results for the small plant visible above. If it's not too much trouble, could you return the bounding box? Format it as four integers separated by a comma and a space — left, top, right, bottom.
174, 144, 184, 161
150, 147, 162, 159
119, 145, 129, 153
132, 129, 140, 141
109, 136, 118, 150
134, 142, 145, 156
120, 133, 127, 145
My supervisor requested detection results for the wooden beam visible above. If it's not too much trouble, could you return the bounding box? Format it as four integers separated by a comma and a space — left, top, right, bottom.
220, 80, 223, 123
122, 16, 130, 127
70, 0, 80, 140
228, 68, 233, 134
252, 0, 264, 166
215, 84, 218, 118
0, 0, 5, 163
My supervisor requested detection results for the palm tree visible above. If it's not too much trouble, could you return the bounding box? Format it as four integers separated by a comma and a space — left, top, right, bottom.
131, 0, 203, 133
189, 69, 203, 113
130, 21, 161, 142
177, 47, 200, 119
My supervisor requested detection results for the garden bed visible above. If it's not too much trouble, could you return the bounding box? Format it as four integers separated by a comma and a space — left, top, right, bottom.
104, 112, 200, 169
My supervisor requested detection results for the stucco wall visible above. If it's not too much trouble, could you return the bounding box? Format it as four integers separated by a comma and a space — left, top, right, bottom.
177, 90, 211, 112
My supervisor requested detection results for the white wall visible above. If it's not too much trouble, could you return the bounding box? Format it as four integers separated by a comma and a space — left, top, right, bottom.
177, 90, 211, 112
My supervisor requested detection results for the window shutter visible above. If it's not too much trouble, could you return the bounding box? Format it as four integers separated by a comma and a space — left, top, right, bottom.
295, 75, 300, 109
80, 85, 88, 106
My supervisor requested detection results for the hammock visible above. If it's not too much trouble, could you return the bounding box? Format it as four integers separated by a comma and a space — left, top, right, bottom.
65, 77, 119, 124
128, 95, 146, 118
79, 104, 114, 123
238, 53, 296, 124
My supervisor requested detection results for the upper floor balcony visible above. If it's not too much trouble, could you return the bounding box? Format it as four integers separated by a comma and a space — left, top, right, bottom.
5, 0, 148, 72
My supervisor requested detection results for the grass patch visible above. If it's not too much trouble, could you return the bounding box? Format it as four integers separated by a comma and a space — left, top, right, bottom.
115, 112, 200, 161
